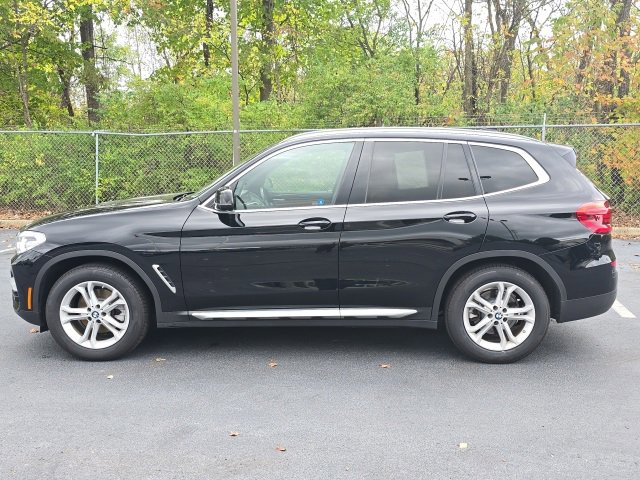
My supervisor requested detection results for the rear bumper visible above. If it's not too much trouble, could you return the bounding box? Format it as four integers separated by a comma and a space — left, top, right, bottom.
557, 289, 617, 323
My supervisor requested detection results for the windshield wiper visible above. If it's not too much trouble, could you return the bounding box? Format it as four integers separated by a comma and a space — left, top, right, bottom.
173, 191, 194, 201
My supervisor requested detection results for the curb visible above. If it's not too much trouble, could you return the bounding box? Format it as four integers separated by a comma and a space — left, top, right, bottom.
0, 219, 30, 229
614, 227, 640, 238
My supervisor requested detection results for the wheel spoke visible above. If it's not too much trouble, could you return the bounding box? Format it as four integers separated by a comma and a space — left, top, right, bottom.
502, 285, 518, 306
467, 301, 491, 315
102, 314, 126, 331
496, 324, 507, 350
506, 305, 534, 315
473, 320, 494, 342
90, 320, 99, 348
473, 293, 493, 311
100, 319, 123, 339
102, 292, 124, 313
513, 314, 535, 324
468, 316, 492, 333
495, 282, 505, 305
502, 322, 518, 344
74, 284, 92, 307
87, 282, 99, 306
79, 321, 93, 344
60, 307, 88, 324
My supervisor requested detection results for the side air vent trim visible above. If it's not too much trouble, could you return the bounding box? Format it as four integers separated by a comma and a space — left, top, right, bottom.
152, 264, 177, 294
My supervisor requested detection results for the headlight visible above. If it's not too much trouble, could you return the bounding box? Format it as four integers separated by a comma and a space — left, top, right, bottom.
16, 231, 46, 254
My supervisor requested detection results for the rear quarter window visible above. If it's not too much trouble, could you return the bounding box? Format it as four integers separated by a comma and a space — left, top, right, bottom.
471, 145, 538, 194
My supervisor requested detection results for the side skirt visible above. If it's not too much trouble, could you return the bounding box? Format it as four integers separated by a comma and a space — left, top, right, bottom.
158, 318, 438, 329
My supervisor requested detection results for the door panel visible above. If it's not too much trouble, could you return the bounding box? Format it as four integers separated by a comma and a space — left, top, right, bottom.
339, 199, 488, 319
338, 140, 488, 320
181, 206, 346, 312
180, 140, 363, 316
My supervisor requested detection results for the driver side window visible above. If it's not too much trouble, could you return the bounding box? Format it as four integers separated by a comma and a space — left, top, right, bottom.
233, 142, 355, 210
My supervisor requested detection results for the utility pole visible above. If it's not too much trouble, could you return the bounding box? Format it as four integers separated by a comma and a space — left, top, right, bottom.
230, 0, 241, 165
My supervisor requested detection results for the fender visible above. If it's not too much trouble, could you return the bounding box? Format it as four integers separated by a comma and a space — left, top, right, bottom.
34, 249, 166, 323
429, 249, 567, 324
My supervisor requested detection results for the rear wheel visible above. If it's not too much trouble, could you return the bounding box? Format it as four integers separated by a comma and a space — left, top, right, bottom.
445, 264, 550, 363
46, 264, 151, 361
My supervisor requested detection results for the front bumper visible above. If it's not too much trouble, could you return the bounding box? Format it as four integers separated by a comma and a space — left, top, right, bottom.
10, 248, 51, 328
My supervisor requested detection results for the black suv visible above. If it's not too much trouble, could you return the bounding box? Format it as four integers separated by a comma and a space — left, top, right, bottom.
10, 128, 616, 362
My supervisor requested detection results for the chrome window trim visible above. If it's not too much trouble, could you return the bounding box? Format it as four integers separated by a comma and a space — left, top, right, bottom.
202, 138, 362, 211
467, 141, 550, 196
198, 138, 549, 213
191, 307, 417, 320
363, 138, 467, 144
346, 140, 549, 208
198, 203, 347, 214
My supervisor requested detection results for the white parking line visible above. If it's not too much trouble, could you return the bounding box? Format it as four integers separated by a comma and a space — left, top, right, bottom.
612, 300, 636, 319
0, 247, 15, 254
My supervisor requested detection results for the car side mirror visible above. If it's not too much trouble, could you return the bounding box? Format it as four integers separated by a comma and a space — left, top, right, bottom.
213, 187, 234, 212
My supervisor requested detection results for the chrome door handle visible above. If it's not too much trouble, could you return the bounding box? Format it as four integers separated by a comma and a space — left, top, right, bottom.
298, 218, 332, 231
443, 211, 477, 224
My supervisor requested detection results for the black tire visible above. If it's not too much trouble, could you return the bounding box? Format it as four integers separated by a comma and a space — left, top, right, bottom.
46, 263, 151, 361
445, 264, 550, 364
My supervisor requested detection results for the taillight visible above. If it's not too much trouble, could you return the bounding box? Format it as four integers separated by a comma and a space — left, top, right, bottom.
576, 200, 612, 234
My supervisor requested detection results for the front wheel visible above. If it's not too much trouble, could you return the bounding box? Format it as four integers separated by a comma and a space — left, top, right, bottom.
445, 264, 550, 363
46, 264, 151, 361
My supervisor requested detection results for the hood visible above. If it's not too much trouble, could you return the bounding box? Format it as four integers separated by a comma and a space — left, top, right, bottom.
25, 193, 182, 230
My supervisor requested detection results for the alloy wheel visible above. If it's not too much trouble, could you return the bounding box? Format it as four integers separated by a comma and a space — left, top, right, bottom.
463, 281, 536, 351
59, 281, 130, 349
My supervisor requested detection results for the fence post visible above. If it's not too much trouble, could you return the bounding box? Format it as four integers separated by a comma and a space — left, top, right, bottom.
94, 132, 100, 204
541, 113, 547, 142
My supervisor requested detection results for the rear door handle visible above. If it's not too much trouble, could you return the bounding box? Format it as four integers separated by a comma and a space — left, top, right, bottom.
443, 211, 477, 224
298, 217, 332, 231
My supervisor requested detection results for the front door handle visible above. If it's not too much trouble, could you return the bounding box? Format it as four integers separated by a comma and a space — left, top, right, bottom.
443, 211, 477, 224
298, 217, 332, 231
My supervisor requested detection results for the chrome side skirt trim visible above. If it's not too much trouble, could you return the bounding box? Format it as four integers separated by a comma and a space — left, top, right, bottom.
191, 307, 417, 320
152, 264, 177, 294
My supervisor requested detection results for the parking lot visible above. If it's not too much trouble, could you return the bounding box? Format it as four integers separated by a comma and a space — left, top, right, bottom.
1, 228, 639, 479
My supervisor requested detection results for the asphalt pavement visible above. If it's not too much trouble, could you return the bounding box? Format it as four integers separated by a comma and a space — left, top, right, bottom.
1, 228, 639, 479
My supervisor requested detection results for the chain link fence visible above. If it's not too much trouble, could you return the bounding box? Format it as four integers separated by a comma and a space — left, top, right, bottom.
0, 125, 639, 225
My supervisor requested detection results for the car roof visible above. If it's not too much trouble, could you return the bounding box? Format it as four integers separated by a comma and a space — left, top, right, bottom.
279, 127, 543, 147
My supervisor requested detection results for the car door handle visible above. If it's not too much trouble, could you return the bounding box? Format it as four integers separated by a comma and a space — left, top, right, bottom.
443, 211, 477, 224
298, 218, 332, 231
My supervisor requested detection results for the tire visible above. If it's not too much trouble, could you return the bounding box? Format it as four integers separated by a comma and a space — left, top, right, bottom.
445, 264, 550, 364
46, 263, 151, 361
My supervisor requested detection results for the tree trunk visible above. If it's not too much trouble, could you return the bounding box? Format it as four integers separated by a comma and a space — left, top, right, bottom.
57, 67, 74, 117
203, 0, 214, 67
614, 0, 632, 99
17, 37, 32, 127
462, 0, 477, 116
259, 0, 275, 101
80, 6, 100, 123
12, 0, 32, 127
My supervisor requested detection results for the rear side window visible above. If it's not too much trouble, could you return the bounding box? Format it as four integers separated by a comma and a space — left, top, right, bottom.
366, 142, 444, 203
471, 145, 538, 194
441, 144, 476, 199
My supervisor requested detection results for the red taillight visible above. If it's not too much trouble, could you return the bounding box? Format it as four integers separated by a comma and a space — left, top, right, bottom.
611, 260, 617, 268
576, 200, 612, 234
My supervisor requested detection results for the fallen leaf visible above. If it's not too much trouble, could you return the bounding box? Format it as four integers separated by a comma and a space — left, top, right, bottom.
106, 375, 114, 380
29, 328, 39, 334
458, 442, 468, 449
379, 363, 391, 369
268, 360, 278, 368
275, 446, 286, 452
229, 431, 240, 437
155, 357, 166, 362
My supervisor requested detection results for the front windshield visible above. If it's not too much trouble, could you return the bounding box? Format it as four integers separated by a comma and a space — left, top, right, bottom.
181, 157, 256, 201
